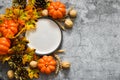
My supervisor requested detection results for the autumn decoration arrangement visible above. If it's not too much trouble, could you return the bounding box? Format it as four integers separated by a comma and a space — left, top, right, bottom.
0, 0, 77, 80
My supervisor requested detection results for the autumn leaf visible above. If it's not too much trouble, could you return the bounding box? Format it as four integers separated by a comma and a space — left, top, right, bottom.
33, 54, 39, 61
19, 9, 24, 15
25, 23, 35, 30
25, 47, 35, 55
5, 8, 13, 15
20, 12, 30, 21
25, 20, 36, 30
2, 56, 11, 63
27, 67, 39, 79
13, 8, 20, 16
28, 0, 36, 5
0, 14, 6, 21
22, 54, 32, 64
22, 47, 35, 64
18, 18, 25, 25
25, 5, 34, 11
31, 10, 40, 19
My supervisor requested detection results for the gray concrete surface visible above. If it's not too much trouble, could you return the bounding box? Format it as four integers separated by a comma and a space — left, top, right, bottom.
1, 0, 120, 80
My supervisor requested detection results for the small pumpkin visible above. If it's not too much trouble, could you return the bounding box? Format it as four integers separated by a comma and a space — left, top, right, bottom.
47, 1, 66, 19
0, 19, 18, 38
37, 55, 56, 74
0, 37, 11, 55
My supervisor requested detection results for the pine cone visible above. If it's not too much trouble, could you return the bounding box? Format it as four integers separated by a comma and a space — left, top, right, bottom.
35, 0, 47, 8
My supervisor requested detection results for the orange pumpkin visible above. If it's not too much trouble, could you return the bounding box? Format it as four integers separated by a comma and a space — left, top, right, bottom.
47, 1, 66, 19
37, 55, 56, 74
0, 19, 18, 38
0, 37, 11, 55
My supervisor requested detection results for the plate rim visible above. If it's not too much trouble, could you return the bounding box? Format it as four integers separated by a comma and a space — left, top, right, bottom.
25, 17, 63, 55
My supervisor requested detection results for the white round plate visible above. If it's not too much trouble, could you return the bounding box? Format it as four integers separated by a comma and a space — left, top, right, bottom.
25, 18, 62, 55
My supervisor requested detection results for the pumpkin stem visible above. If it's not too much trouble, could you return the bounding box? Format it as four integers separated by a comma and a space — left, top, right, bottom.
45, 64, 48, 67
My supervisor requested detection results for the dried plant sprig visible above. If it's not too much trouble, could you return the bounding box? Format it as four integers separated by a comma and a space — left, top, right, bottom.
56, 49, 65, 53
66, 6, 74, 16
14, 27, 26, 38
56, 20, 66, 31
54, 54, 62, 74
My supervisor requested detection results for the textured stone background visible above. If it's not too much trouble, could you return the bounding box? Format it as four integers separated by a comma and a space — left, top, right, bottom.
1, 0, 120, 80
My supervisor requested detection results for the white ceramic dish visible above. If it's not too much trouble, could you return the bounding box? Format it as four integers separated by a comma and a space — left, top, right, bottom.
25, 18, 62, 55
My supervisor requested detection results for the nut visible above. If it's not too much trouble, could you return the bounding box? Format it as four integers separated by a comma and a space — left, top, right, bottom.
61, 61, 71, 69
7, 70, 14, 79
64, 19, 73, 28
30, 61, 38, 68
69, 9, 77, 18
42, 9, 48, 17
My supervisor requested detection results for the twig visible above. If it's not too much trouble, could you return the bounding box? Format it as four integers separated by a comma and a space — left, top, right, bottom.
14, 27, 26, 38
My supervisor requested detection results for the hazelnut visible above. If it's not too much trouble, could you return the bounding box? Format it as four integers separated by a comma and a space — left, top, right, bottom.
30, 61, 38, 68
42, 9, 48, 17
69, 9, 77, 18
7, 70, 14, 79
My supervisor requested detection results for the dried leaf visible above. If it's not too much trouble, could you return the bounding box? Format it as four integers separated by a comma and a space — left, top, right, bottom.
2, 56, 11, 63
22, 54, 32, 64
22, 54, 28, 64
28, 0, 36, 5
25, 21, 36, 30
27, 67, 39, 79
56, 21, 66, 30
20, 12, 30, 21
22, 48, 35, 64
